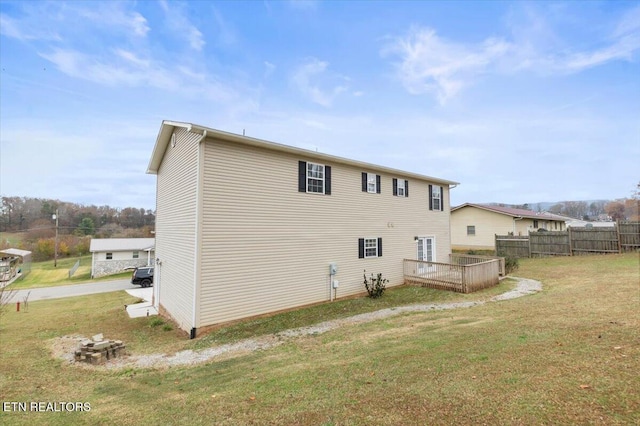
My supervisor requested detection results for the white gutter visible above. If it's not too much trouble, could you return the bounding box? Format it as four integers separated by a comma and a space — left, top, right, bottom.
191, 130, 207, 338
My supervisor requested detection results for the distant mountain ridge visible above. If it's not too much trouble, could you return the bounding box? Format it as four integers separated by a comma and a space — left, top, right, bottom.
484, 200, 610, 212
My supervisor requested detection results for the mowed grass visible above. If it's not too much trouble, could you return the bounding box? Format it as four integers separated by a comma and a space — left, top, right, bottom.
1, 232, 25, 246
10, 256, 131, 289
0, 253, 638, 425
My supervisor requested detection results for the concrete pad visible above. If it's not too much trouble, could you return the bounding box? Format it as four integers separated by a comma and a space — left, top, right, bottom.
125, 287, 157, 318
126, 301, 158, 318
125, 287, 152, 302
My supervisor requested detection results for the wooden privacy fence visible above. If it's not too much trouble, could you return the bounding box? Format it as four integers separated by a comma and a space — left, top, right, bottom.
495, 221, 640, 258
619, 221, 640, 252
403, 258, 500, 293
494, 235, 530, 258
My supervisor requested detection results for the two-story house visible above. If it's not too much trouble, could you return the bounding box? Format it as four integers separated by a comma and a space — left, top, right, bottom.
147, 121, 458, 337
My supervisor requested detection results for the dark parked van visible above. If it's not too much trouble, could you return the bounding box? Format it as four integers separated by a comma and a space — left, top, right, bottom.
131, 267, 154, 287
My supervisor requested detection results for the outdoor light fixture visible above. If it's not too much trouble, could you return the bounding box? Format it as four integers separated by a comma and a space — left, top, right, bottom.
414, 236, 419, 242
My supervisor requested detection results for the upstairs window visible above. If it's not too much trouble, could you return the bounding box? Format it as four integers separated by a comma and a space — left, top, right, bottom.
362, 172, 381, 194
393, 178, 409, 197
429, 185, 444, 211
307, 162, 324, 193
299, 161, 331, 195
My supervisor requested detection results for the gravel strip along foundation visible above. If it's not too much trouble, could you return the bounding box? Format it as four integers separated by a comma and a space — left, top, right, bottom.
52, 277, 542, 370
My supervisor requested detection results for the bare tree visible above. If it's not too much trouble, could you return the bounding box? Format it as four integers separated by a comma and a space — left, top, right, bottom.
605, 201, 626, 221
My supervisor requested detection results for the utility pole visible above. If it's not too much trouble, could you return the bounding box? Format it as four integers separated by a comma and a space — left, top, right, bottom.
53, 209, 59, 267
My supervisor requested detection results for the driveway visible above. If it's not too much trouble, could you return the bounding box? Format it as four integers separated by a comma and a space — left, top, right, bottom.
7, 279, 139, 303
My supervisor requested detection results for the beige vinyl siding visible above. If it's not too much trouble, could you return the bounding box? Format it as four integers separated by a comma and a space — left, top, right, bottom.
451, 207, 517, 250
451, 207, 567, 250
155, 127, 200, 331
198, 137, 451, 327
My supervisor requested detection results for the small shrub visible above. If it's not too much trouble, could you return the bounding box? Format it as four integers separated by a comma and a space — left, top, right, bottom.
162, 324, 173, 332
503, 256, 519, 275
149, 318, 164, 328
363, 270, 388, 299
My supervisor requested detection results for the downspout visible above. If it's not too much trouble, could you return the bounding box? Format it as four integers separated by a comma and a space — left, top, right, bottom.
191, 130, 207, 339
447, 184, 457, 253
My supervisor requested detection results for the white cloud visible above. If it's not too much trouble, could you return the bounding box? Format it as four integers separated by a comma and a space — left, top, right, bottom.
384, 5, 640, 103
264, 61, 276, 78
71, 3, 150, 38
115, 49, 150, 68
291, 58, 349, 107
159, 0, 205, 51
382, 27, 511, 104
0, 12, 61, 41
38, 47, 236, 102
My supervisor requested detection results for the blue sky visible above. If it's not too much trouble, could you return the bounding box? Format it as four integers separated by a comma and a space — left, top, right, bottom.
1, 1, 638, 211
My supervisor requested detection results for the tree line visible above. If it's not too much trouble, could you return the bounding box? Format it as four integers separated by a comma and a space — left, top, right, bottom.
511, 198, 638, 222
1, 196, 155, 261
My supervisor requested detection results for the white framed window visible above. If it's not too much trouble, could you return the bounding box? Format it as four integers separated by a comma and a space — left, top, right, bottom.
367, 173, 377, 193
393, 178, 409, 197
359, 237, 382, 258
299, 161, 331, 195
364, 238, 378, 258
133, 251, 139, 259
429, 185, 442, 211
397, 179, 406, 197
106, 252, 113, 260
467, 226, 476, 236
362, 172, 380, 194
307, 162, 325, 194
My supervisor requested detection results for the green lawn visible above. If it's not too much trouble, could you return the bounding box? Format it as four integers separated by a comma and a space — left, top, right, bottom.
0, 253, 638, 425
10, 256, 131, 289
1, 232, 25, 246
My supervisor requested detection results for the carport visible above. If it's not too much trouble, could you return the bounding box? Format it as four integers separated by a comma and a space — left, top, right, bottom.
0, 248, 32, 284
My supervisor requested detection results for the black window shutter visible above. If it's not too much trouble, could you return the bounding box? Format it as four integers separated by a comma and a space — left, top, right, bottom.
393, 178, 398, 196
428, 185, 433, 210
377, 237, 382, 257
405, 180, 409, 197
325, 166, 331, 195
358, 238, 365, 259
362, 172, 367, 192
440, 186, 444, 211
376, 175, 381, 194
298, 161, 307, 192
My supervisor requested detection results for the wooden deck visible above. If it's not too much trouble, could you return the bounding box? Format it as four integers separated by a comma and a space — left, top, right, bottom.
403, 257, 501, 293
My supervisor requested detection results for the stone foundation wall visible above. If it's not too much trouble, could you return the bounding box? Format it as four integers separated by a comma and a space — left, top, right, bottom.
93, 259, 150, 278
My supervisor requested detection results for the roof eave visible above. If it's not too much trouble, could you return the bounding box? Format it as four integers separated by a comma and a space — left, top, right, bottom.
147, 121, 459, 186
146, 121, 194, 174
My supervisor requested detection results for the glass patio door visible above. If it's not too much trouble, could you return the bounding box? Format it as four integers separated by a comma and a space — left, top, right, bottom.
417, 237, 435, 273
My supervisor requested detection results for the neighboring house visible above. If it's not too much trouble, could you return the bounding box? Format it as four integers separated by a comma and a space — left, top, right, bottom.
551, 214, 616, 228
451, 203, 567, 251
90, 238, 155, 278
147, 121, 458, 337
